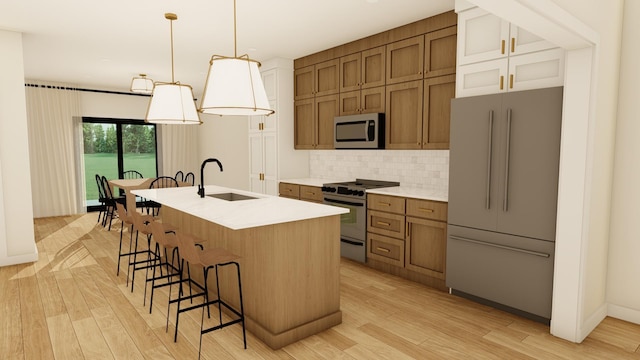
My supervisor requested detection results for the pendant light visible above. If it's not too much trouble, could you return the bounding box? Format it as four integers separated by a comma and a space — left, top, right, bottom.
199, 0, 274, 116
145, 13, 201, 125
130, 74, 154, 94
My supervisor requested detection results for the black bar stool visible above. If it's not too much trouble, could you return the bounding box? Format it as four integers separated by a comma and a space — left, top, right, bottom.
170, 231, 246, 357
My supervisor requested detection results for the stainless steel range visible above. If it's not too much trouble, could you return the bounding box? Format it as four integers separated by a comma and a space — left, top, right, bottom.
322, 179, 400, 263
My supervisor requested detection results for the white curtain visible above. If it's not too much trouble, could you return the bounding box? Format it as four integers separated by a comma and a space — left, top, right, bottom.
25, 81, 83, 217
159, 124, 199, 180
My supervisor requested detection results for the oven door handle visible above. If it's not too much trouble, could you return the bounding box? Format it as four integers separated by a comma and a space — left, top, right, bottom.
324, 197, 364, 207
341, 238, 364, 246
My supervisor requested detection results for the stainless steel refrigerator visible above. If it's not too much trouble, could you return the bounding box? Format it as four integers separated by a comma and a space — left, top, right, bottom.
446, 86, 563, 322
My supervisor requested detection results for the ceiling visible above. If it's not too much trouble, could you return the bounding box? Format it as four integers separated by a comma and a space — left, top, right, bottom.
0, 0, 454, 98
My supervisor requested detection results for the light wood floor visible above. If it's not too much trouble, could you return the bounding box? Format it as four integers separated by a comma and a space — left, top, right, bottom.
2, 214, 640, 359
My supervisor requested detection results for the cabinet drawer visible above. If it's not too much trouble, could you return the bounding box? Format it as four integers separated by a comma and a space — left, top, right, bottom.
367, 194, 405, 213
279, 182, 300, 199
368, 232, 404, 267
299, 185, 323, 203
367, 210, 405, 239
406, 198, 448, 221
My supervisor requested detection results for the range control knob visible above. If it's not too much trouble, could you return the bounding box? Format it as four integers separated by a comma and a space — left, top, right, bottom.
357, 190, 365, 196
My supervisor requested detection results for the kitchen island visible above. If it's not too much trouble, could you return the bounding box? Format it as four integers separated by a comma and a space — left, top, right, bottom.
132, 185, 348, 349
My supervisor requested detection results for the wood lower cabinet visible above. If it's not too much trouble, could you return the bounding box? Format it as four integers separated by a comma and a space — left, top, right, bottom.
279, 182, 300, 199
406, 216, 447, 279
299, 185, 323, 203
279, 182, 323, 203
366, 193, 448, 290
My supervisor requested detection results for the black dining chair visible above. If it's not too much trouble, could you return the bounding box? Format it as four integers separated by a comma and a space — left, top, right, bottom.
144, 176, 179, 216
95, 174, 107, 226
99, 175, 126, 231
123, 170, 143, 179
184, 172, 195, 186
174, 170, 184, 182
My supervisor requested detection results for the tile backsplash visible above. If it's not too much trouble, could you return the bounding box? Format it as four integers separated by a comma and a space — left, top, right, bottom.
309, 150, 449, 191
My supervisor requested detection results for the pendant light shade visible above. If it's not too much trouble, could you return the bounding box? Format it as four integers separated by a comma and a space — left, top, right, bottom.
199, 55, 273, 116
145, 13, 201, 125
198, 0, 274, 117
145, 82, 200, 124
130, 74, 154, 94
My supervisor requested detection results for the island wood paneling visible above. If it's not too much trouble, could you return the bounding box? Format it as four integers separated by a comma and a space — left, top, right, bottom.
162, 206, 342, 349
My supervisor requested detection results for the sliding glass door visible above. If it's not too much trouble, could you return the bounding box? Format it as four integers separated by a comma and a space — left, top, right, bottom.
83, 117, 157, 209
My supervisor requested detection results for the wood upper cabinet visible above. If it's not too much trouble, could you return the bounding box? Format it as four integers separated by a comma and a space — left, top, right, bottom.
424, 26, 457, 78
339, 46, 386, 115
294, 94, 338, 149
294, 59, 339, 100
386, 80, 424, 149
423, 74, 455, 149
385, 75, 455, 150
386, 36, 425, 85
339, 86, 385, 116
340, 46, 386, 92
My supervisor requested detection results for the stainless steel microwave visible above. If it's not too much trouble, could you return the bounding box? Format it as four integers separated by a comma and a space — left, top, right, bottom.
334, 113, 385, 149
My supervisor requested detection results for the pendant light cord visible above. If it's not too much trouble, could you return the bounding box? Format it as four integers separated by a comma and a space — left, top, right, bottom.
170, 16, 175, 83
233, 0, 237, 58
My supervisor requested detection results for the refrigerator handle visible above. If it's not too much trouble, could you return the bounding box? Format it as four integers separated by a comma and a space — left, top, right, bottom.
486, 110, 494, 210
504, 108, 512, 212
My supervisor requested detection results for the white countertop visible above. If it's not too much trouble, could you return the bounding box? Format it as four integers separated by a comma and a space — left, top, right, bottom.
366, 186, 448, 202
132, 185, 348, 230
279, 178, 348, 187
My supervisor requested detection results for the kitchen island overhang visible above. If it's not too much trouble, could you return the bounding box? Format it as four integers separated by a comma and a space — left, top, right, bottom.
133, 185, 348, 349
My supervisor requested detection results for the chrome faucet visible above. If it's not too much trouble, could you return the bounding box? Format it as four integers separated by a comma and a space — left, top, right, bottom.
198, 158, 223, 198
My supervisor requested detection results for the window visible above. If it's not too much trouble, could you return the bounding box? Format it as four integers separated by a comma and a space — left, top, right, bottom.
83, 117, 158, 210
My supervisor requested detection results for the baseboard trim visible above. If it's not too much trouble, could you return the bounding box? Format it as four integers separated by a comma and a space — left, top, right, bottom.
579, 303, 607, 342
608, 303, 640, 326
0, 250, 38, 267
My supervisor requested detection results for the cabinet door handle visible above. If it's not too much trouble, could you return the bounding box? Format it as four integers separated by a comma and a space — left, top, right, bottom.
504, 108, 512, 212
509, 74, 514, 89
499, 76, 504, 90
501, 39, 505, 54
376, 247, 390, 253
418, 208, 434, 213
486, 110, 494, 210
376, 221, 391, 227
511, 37, 515, 53
305, 191, 315, 195
449, 235, 550, 258
378, 202, 391, 207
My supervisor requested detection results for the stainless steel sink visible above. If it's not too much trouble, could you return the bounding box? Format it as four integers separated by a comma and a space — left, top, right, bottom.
206, 192, 257, 201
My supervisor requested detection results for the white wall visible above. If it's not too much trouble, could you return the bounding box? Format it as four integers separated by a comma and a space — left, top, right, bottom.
80, 91, 148, 119
197, 113, 250, 190
551, 0, 624, 333
607, 0, 640, 324
0, 30, 37, 266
